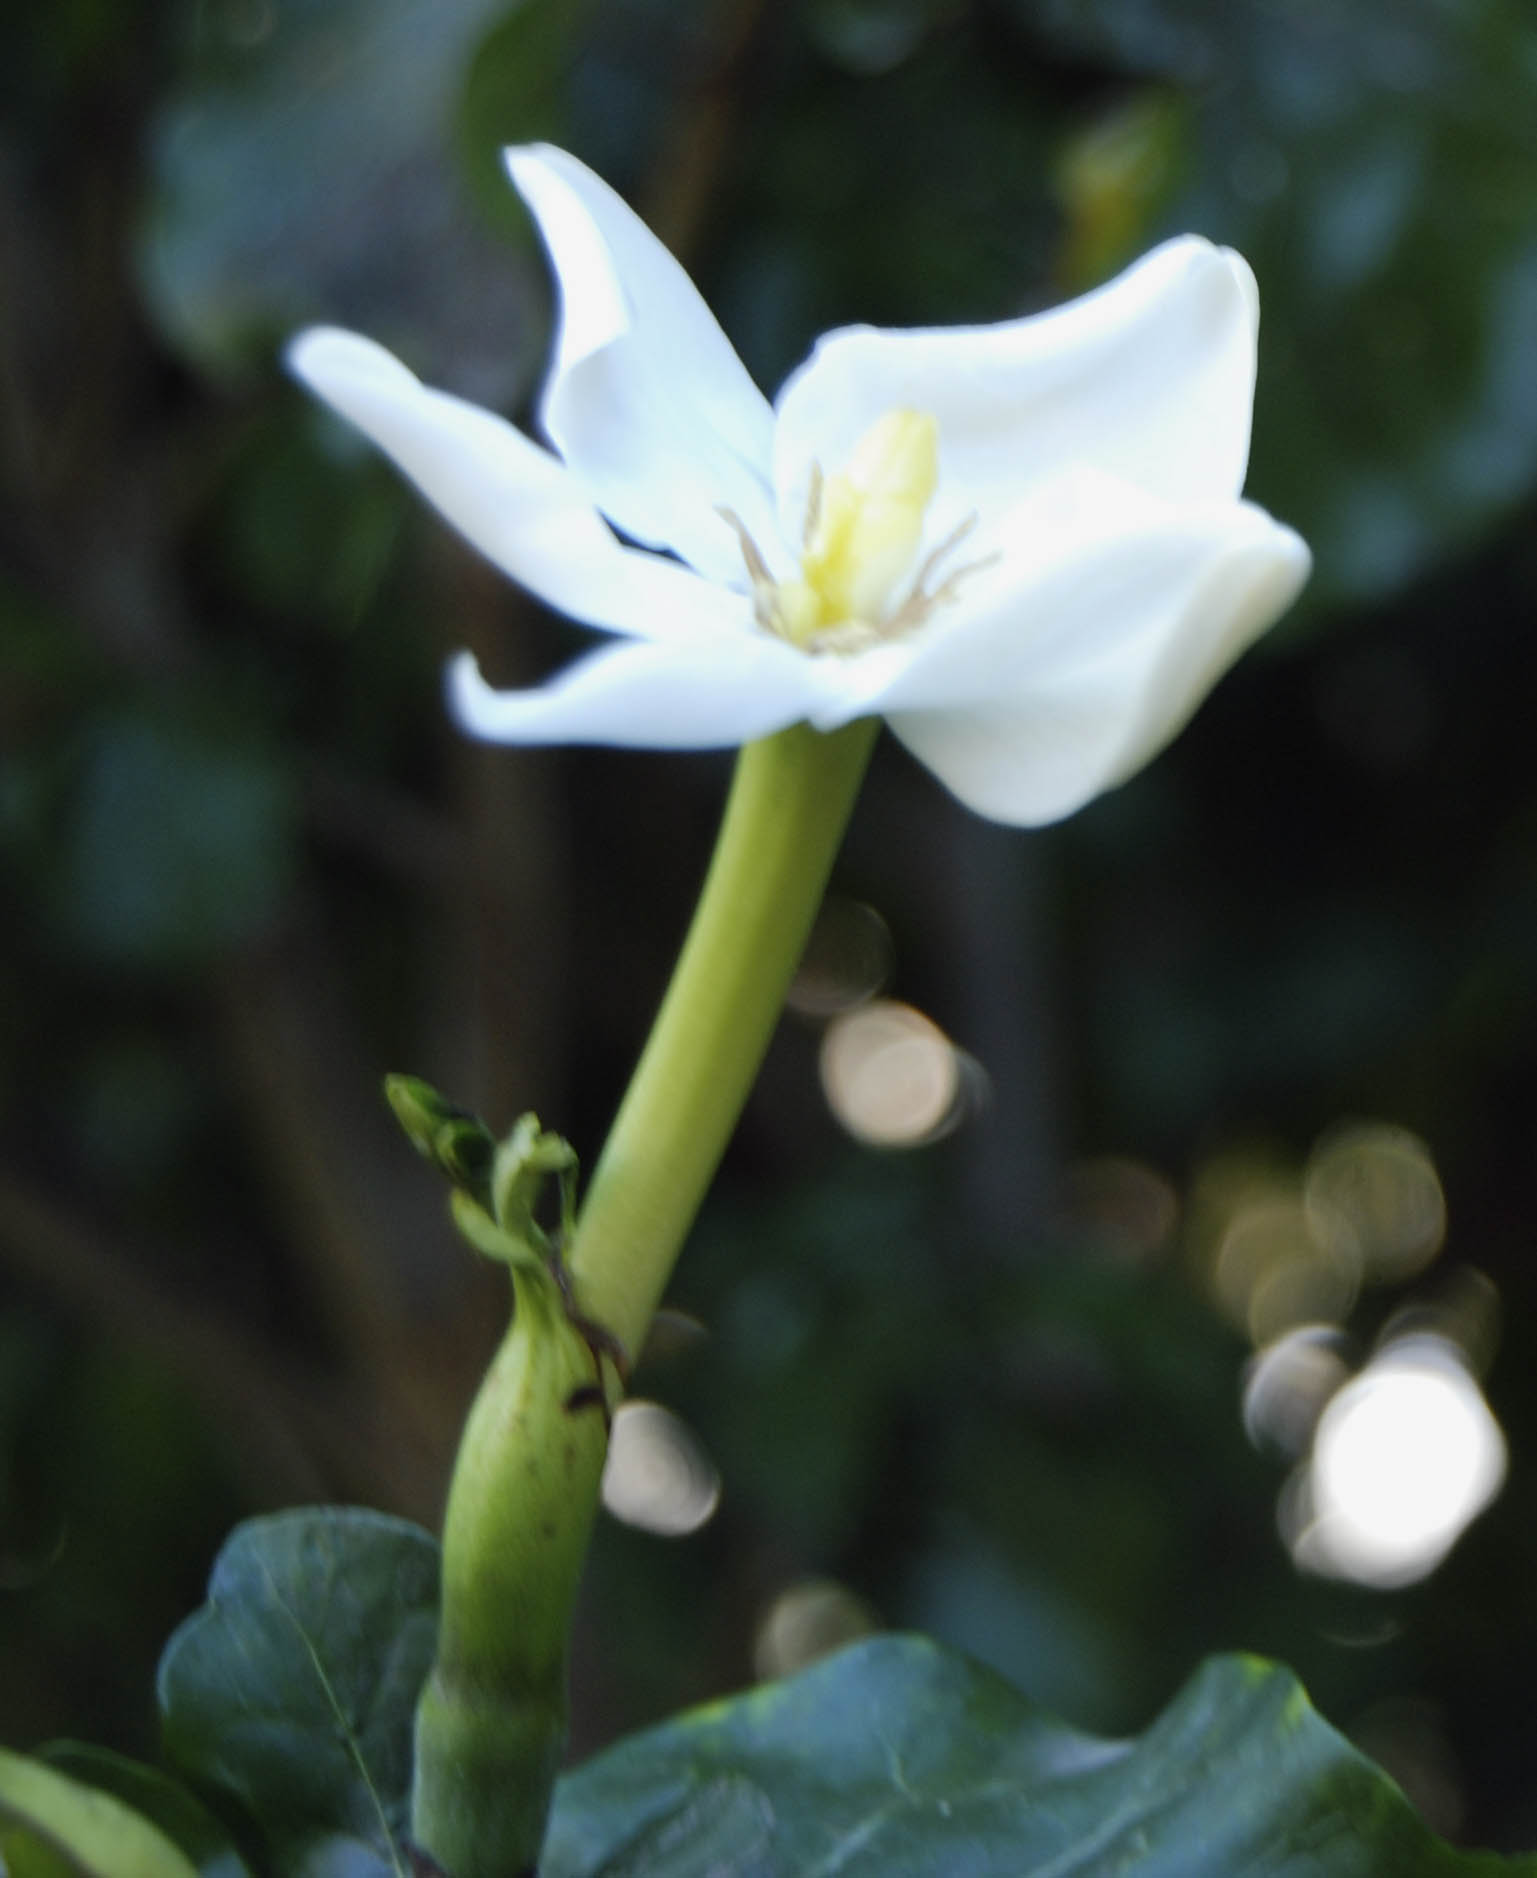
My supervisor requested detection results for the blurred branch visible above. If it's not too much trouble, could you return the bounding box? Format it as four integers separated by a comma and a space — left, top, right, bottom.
214, 922, 451, 1367
0, 1166, 478, 1523
436, 552, 571, 1132
304, 764, 466, 890
0, 150, 42, 500
0, 1168, 329, 1504
640, 0, 775, 258
0, 99, 256, 675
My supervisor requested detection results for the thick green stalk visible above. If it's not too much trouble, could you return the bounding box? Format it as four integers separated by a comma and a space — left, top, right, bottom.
411, 717, 876, 1878
411, 1256, 607, 1878
569, 717, 879, 1359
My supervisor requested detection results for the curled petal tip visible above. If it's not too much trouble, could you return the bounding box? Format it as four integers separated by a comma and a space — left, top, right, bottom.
501, 143, 544, 194
445, 649, 492, 730
285, 325, 415, 398
284, 323, 348, 384
503, 140, 561, 180
1219, 246, 1261, 335
1258, 520, 1313, 617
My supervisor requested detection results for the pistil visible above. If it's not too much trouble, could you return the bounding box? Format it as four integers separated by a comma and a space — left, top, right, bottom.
720, 407, 996, 657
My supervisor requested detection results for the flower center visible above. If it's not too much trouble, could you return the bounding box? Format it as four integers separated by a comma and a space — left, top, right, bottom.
719, 409, 990, 657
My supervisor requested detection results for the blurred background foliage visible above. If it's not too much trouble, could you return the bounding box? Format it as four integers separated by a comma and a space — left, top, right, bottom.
5, 0, 1537, 1852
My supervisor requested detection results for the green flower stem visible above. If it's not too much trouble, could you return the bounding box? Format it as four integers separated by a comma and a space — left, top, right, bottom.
570, 716, 880, 1363
410, 717, 876, 1878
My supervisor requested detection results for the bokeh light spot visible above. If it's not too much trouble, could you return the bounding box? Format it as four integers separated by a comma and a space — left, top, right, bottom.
1056, 1156, 1179, 1262
1213, 1193, 1360, 1343
1376, 1267, 1501, 1377
1290, 1335, 1506, 1588
1304, 1121, 1446, 1284
1242, 1325, 1351, 1458
819, 999, 968, 1147
600, 1401, 721, 1537
753, 1578, 879, 1682
788, 897, 893, 1017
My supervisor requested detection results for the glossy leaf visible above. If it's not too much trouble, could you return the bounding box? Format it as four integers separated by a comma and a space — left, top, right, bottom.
156, 1509, 439, 1878
543, 1635, 1536, 1876
0, 1748, 199, 1878
37, 1748, 252, 1878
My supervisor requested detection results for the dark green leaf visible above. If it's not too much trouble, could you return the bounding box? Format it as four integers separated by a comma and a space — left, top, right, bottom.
0, 1748, 199, 1878
457, 0, 761, 227
157, 1509, 439, 1878
802, 0, 949, 77
0, 1829, 80, 1878
52, 704, 296, 968
716, 37, 1063, 391
37, 1747, 252, 1878
455, 0, 596, 235
1014, 0, 1537, 609
137, 0, 542, 393
544, 1635, 1536, 1876
208, 409, 412, 626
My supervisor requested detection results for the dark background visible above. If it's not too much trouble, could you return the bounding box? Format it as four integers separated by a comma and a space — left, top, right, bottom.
5, 0, 1537, 1851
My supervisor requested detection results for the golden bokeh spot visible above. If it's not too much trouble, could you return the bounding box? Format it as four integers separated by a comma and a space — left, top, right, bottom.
819, 1000, 964, 1147
753, 1578, 880, 1681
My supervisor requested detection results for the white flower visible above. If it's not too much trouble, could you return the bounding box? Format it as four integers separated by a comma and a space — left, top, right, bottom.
288, 145, 1309, 825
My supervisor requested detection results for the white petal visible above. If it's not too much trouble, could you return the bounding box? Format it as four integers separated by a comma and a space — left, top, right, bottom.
874, 495, 1310, 825
771, 238, 1259, 543
287, 327, 744, 642
506, 145, 782, 584
448, 633, 832, 750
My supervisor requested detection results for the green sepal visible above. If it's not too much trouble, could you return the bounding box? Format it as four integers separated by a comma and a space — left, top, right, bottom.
384, 1074, 496, 1212
490, 1113, 577, 1250
448, 1188, 544, 1274
386, 1077, 581, 1272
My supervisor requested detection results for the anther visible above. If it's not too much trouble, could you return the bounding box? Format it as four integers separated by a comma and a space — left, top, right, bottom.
715, 506, 774, 589
801, 463, 824, 547
881, 515, 999, 638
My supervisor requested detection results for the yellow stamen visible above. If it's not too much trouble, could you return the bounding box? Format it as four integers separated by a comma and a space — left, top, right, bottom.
798, 409, 938, 634
722, 408, 992, 656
